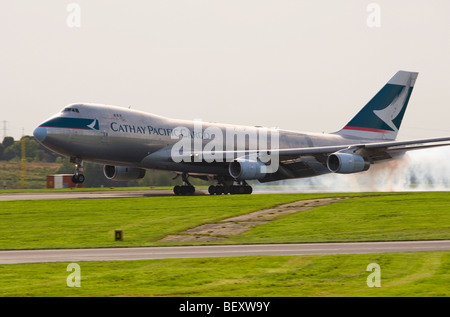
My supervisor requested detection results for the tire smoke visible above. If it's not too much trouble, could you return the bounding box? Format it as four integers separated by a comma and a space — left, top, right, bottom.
272, 147, 450, 192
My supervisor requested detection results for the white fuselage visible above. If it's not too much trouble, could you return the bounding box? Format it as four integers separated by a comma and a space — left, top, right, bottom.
34, 103, 375, 180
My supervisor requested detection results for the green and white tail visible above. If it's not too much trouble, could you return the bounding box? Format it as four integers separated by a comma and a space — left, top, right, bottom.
335, 70, 418, 140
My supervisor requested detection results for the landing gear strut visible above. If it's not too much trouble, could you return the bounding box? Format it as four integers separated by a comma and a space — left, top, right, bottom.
71, 157, 85, 184
173, 173, 195, 195
208, 180, 253, 195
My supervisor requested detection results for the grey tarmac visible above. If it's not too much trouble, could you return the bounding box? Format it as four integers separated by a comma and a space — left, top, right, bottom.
0, 189, 301, 201
0, 190, 177, 201
1, 240, 450, 264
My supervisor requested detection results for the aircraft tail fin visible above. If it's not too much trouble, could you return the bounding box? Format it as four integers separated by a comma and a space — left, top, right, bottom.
334, 70, 418, 140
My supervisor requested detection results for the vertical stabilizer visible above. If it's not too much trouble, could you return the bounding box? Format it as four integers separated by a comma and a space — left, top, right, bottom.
334, 71, 418, 140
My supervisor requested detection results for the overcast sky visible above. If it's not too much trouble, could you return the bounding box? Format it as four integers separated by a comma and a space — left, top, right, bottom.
2, 0, 450, 141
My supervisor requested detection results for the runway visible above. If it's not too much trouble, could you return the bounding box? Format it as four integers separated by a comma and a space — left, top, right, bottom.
1, 191, 448, 265
0, 190, 180, 201
1, 240, 449, 264
0, 189, 291, 201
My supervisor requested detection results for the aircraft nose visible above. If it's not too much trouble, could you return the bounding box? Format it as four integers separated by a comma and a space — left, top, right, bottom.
33, 126, 47, 143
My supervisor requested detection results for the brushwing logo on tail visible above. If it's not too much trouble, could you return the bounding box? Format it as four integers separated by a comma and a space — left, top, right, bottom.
372, 77, 411, 132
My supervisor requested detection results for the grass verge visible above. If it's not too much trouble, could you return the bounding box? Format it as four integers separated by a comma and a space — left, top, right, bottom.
0, 191, 448, 297
0, 192, 448, 250
0, 252, 448, 296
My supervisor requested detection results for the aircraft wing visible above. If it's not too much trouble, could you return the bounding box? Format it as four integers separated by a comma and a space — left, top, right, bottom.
160, 136, 450, 182
275, 136, 450, 161
251, 136, 450, 182
165, 136, 450, 163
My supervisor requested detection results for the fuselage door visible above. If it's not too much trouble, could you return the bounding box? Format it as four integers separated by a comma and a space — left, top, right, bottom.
101, 130, 109, 143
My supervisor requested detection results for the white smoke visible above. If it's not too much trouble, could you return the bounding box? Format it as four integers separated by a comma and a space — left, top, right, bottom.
257, 146, 450, 192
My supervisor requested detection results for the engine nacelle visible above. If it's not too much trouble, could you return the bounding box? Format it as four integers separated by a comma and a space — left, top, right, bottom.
103, 165, 146, 181
327, 153, 370, 174
229, 159, 266, 180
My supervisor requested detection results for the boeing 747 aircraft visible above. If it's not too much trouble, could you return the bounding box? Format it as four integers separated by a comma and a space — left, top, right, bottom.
34, 71, 450, 195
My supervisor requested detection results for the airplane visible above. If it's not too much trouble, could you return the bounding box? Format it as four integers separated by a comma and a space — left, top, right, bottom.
33, 70, 450, 195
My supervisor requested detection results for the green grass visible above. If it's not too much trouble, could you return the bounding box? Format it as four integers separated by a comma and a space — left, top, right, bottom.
0, 193, 341, 249
0, 192, 448, 250
0, 252, 448, 296
0, 191, 449, 297
231, 192, 450, 244
0, 161, 61, 189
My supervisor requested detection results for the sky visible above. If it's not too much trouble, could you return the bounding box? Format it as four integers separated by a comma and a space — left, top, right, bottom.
1, 0, 450, 141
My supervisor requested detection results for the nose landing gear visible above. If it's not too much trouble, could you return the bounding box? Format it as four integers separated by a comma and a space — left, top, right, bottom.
71, 157, 85, 184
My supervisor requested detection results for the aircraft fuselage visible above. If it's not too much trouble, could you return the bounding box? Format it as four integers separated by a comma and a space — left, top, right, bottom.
34, 103, 357, 179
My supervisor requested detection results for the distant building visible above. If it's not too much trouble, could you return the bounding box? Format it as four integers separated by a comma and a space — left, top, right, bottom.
46, 174, 82, 189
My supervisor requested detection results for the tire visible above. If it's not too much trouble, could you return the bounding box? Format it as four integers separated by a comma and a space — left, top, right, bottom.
215, 186, 223, 195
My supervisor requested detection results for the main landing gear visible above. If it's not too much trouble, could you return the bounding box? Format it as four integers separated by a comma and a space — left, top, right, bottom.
172, 174, 254, 196
71, 157, 85, 184
208, 180, 253, 195
173, 173, 195, 195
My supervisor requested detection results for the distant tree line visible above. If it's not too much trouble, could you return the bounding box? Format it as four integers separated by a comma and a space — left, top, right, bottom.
0, 136, 207, 188
0, 136, 61, 162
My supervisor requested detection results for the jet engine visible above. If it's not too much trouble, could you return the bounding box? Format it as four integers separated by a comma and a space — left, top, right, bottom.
103, 165, 146, 181
229, 159, 266, 180
327, 152, 370, 174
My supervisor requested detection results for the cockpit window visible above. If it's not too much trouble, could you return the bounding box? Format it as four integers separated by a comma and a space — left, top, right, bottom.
62, 107, 80, 113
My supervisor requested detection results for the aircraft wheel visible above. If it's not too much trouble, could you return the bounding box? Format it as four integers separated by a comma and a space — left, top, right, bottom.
222, 185, 229, 195
72, 174, 85, 184
215, 186, 223, 195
